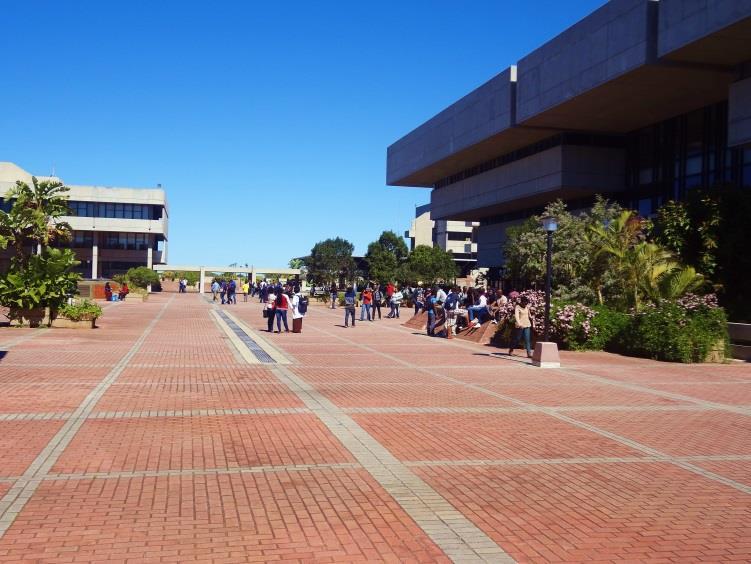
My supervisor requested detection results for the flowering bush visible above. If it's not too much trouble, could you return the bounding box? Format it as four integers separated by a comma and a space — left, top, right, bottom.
624, 296, 728, 362
551, 302, 597, 350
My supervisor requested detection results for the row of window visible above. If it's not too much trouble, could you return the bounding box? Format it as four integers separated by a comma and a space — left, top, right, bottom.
55, 231, 155, 250
68, 201, 162, 220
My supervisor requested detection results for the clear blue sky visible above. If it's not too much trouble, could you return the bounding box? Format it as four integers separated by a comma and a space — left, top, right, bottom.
1, 0, 604, 267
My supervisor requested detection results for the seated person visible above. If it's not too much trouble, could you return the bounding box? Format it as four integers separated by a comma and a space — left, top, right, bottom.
489, 290, 509, 325
467, 291, 490, 326
118, 282, 130, 301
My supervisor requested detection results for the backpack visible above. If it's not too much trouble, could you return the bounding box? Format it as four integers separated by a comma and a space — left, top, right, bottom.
298, 296, 309, 315
445, 293, 458, 311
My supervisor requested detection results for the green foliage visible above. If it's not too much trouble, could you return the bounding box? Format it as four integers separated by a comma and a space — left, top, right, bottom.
303, 237, 355, 286
624, 300, 729, 363
398, 245, 457, 286
288, 258, 305, 270
365, 230, 408, 284
653, 185, 751, 322
125, 266, 160, 289
0, 247, 80, 311
174, 271, 200, 286
588, 306, 630, 352
57, 299, 103, 321
504, 197, 623, 304
0, 177, 72, 266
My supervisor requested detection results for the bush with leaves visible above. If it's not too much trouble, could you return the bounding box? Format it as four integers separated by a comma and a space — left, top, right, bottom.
57, 299, 103, 321
624, 297, 728, 363
398, 245, 457, 286
125, 266, 160, 289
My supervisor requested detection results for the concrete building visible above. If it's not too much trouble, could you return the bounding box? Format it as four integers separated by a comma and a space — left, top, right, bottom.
0, 162, 168, 279
387, 0, 751, 271
406, 203, 479, 275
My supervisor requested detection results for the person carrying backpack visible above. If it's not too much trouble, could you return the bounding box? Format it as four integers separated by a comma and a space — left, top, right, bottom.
372, 284, 383, 320
343, 287, 356, 327
291, 287, 308, 333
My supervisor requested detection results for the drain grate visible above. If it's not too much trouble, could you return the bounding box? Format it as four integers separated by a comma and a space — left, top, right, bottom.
215, 309, 276, 364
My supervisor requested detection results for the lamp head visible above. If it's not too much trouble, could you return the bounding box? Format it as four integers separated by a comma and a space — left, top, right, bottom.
541, 215, 558, 233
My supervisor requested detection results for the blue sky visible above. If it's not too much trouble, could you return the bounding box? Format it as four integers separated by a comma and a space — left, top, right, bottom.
1, 0, 604, 267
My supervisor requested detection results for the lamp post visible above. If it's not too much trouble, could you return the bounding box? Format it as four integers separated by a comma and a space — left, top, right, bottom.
532, 215, 561, 368
541, 215, 557, 341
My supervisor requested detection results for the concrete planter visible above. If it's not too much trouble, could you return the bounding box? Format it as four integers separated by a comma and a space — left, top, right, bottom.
8, 307, 49, 328
728, 323, 751, 361
51, 317, 98, 329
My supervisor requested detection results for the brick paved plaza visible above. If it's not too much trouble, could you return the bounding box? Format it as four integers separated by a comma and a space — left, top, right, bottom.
0, 294, 749, 563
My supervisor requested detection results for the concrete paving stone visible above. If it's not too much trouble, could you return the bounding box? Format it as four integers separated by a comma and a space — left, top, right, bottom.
353, 412, 644, 462
0, 366, 111, 386
0, 383, 99, 414
417, 462, 751, 562
647, 382, 751, 406
0, 421, 65, 477
572, 410, 751, 456
692, 460, 751, 487
484, 382, 690, 407
0, 470, 449, 563
315, 383, 514, 408
52, 414, 354, 474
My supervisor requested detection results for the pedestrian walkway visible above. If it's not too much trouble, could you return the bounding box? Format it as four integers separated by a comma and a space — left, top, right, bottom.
0, 294, 749, 562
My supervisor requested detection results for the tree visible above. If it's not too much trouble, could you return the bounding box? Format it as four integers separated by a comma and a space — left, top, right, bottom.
303, 237, 355, 286
0, 177, 72, 267
125, 266, 160, 289
376, 230, 408, 261
288, 258, 305, 270
365, 230, 407, 284
399, 245, 457, 286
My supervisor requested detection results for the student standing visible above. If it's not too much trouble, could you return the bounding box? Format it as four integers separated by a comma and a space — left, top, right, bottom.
291, 287, 307, 333
372, 285, 383, 320
343, 287, 356, 327
330, 283, 338, 309
242, 280, 249, 302
274, 291, 290, 333
360, 286, 373, 321
391, 287, 403, 319
266, 287, 277, 332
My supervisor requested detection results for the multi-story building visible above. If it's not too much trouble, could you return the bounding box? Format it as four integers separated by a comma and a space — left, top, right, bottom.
387, 0, 751, 271
0, 162, 168, 279
406, 203, 479, 275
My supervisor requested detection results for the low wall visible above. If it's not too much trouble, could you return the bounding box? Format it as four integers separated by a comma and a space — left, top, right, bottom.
728, 323, 751, 361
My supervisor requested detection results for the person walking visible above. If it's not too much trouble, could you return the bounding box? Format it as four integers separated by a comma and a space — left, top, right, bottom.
426, 291, 437, 336
265, 287, 277, 332
227, 279, 237, 305
274, 290, 290, 333
509, 296, 534, 358
242, 280, 249, 302
372, 285, 383, 320
330, 283, 338, 309
360, 286, 373, 322
211, 280, 220, 302
291, 287, 307, 333
220, 280, 227, 304
413, 287, 424, 316
343, 287, 356, 327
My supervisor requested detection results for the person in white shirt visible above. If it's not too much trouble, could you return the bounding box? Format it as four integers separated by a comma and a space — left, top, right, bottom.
490, 290, 509, 324
467, 290, 489, 325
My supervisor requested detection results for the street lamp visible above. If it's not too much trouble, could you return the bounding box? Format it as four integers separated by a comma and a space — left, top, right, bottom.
541, 215, 557, 342
532, 215, 561, 368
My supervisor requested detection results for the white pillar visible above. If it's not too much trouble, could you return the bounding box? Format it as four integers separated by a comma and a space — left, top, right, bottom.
91, 233, 98, 280
146, 235, 153, 293
199, 267, 206, 294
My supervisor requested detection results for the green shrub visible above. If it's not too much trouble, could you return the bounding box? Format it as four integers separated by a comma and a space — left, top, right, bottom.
590, 306, 630, 352
624, 297, 729, 363
57, 299, 103, 321
125, 266, 160, 289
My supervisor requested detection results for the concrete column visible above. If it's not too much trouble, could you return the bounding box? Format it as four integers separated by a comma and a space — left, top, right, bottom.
91, 233, 99, 280
147, 234, 153, 293
199, 267, 205, 294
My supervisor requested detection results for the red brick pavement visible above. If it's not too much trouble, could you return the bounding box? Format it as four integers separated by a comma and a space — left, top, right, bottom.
0, 294, 748, 562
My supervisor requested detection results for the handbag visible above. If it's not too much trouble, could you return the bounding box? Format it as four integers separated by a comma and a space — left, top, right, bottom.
263, 309, 269, 318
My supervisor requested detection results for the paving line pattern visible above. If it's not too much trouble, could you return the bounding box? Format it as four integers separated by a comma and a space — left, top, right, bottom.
308, 321, 751, 496
0, 295, 175, 538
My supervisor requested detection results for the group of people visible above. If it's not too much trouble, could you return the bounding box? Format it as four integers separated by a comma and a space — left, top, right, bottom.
331, 282, 535, 357
263, 282, 308, 333
329, 283, 403, 327
103, 281, 129, 302
177, 278, 191, 293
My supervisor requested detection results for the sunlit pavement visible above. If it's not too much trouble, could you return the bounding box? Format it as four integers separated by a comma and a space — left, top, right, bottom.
0, 293, 749, 562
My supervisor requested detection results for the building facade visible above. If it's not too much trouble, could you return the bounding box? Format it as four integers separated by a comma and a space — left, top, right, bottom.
406, 203, 479, 275
0, 162, 168, 279
387, 0, 751, 269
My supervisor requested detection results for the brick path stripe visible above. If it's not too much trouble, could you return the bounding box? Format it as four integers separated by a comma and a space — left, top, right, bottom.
269, 363, 513, 563
0, 295, 175, 538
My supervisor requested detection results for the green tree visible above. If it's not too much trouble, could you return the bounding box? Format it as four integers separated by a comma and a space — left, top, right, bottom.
174, 271, 200, 286
303, 237, 355, 286
365, 230, 408, 283
399, 245, 457, 286
125, 266, 160, 289
0, 177, 72, 267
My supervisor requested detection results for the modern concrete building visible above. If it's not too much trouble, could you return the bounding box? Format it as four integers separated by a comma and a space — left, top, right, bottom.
406, 203, 479, 274
0, 162, 168, 279
387, 0, 751, 270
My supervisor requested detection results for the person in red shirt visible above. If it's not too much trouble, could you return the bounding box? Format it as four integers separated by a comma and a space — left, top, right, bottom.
274, 291, 290, 333
360, 287, 373, 321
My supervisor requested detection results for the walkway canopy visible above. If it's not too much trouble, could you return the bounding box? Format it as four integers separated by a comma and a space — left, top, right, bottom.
153, 265, 301, 293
